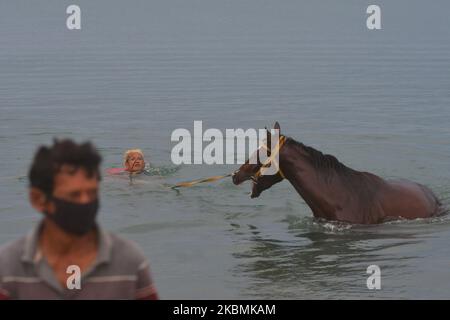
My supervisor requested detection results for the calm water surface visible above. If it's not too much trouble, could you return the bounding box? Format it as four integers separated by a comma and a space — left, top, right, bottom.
1, 1, 449, 298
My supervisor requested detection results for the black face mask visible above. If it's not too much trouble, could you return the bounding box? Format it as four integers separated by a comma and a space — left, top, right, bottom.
44, 197, 99, 236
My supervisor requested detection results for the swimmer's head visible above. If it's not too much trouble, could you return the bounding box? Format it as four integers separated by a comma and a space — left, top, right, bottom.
123, 149, 146, 173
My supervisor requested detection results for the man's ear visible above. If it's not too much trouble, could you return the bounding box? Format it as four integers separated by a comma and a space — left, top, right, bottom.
29, 187, 53, 214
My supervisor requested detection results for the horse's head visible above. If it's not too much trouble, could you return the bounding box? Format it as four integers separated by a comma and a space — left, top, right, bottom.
232, 122, 285, 198
248, 167, 285, 198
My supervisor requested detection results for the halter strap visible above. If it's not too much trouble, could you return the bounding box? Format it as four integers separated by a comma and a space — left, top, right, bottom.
255, 136, 286, 179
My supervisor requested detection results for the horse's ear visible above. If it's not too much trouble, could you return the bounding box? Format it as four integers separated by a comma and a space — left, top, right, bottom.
264, 126, 271, 149
274, 121, 280, 131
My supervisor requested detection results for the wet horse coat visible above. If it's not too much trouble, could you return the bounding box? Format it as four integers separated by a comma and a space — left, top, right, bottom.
232, 124, 443, 224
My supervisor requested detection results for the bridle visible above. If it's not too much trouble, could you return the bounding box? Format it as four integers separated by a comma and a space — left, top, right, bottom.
254, 135, 286, 179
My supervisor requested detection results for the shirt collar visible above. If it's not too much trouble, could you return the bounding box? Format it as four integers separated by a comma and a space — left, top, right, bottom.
21, 220, 112, 265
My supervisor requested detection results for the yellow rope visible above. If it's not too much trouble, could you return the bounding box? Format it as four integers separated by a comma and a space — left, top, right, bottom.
255, 136, 286, 178
171, 173, 232, 189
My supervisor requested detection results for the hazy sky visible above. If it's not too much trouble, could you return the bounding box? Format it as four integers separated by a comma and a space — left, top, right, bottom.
0, 0, 449, 55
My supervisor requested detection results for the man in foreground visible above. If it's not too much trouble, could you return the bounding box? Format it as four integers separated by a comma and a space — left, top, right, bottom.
0, 139, 158, 299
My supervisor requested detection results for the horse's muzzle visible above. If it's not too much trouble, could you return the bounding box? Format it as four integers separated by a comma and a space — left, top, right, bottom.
232, 174, 240, 185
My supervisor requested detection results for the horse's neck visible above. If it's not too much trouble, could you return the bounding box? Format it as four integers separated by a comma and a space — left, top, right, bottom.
279, 144, 346, 219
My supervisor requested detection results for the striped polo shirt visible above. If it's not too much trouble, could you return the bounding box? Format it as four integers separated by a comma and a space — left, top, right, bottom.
0, 222, 158, 300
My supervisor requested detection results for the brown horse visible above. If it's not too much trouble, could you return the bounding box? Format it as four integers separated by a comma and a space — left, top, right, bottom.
232, 122, 444, 224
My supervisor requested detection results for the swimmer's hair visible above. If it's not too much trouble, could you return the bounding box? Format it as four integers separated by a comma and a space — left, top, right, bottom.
28, 138, 102, 197
123, 149, 144, 166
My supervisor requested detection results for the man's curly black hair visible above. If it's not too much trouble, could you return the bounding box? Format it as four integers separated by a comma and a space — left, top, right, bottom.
28, 139, 102, 197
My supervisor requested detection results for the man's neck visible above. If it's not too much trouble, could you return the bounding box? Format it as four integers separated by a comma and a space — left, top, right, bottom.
39, 219, 98, 257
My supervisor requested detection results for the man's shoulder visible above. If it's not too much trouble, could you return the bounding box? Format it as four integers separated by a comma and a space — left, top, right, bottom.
106, 232, 149, 270
0, 236, 27, 273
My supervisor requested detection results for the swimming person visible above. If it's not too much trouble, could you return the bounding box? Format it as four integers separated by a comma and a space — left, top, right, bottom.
107, 149, 149, 175
0, 139, 159, 300
124, 149, 147, 174
106, 149, 179, 180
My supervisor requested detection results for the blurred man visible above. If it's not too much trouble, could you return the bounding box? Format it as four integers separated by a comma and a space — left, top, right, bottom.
0, 139, 158, 300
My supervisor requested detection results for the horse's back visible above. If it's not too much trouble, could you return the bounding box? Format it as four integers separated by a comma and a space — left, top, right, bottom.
382, 179, 441, 220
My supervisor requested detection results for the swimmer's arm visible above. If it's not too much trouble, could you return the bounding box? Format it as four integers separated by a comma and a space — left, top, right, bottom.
143, 168, 161, 176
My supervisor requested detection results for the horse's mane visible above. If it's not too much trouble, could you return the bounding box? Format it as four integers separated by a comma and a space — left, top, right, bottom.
285, 137, 355, 176
285, 137, 384, 221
